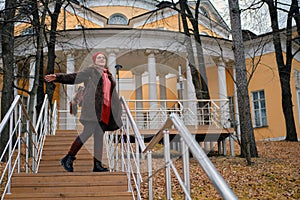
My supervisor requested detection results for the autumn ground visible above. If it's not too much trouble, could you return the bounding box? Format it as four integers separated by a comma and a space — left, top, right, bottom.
141, 141, 300, 200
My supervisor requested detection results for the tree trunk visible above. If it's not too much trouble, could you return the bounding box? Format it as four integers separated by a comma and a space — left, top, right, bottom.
28, 0, 46, 120
35, 0, 47, 113
0, 0, 17, 159
187, 0, 210, 100
179, 0, 202, 100
45, 0, 64, 104
265, 0, 298, 141
179, 0, 210, 100
280, 70, 297, 141
228, 0, 258, 163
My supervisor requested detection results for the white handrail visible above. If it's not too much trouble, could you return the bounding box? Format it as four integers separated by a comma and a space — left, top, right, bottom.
168, 113, 238, 199
112, 97, 236, 200
121, 97, 146, 151
117, 97, 152, 200
0, 94, 57, 200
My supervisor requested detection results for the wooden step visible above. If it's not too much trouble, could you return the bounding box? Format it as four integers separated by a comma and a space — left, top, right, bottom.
12, 172, 126, 182
5, 191, 132, 199
41, 148, 92, 156
10, 173, 128, 193
4, 129, 133, 199
38, 159, 109, 173
40, 153, 95, 161
39, 159, 93, 166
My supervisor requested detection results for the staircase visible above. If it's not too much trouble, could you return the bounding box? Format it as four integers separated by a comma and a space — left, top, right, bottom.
4, 130, 132, 199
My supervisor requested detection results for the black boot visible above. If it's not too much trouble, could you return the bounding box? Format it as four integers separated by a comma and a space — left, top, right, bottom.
93, 158, 109, 172
61, 154, 76, 172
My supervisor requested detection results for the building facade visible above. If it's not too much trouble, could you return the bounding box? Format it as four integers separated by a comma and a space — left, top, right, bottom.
10, 0, 300, 140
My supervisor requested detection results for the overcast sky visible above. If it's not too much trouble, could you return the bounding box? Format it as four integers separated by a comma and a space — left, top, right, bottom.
211, 0, 293, 35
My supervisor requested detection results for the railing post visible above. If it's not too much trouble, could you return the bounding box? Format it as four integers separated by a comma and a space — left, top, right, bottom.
218, 141, 222, 154
121, 131, 125, 172
115, 131, 119, 171
135, 137, 140, 191
181, 136, 190, 200
222, 138, 227, 156
147, 150, 153, 200
7, 116, 13, 194
32, 130, 37, 173
127, 132, 131, 192
230, 134, 235, 156
46, 98, 49, 135
17, 104, 22, 173
25, 124, 29, 173
164, 129, 172, 200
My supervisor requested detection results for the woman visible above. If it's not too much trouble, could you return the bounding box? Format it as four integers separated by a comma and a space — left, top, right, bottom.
45, 52, 122, 172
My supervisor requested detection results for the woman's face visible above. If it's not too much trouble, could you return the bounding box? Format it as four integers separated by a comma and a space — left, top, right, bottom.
94, 54, 107, 67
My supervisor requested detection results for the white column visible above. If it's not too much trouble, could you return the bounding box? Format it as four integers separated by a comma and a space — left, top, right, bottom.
146, 50, 158, 129
218, 60, 230, 128
133, 69, 144, 128
159, 73, 167, 109
29, 58, 37, 124
147, 51, 158, 103
134, 72, 143, 101
29, 59, 35, 91
66, 53, 76, 130
185, 59, 197, 126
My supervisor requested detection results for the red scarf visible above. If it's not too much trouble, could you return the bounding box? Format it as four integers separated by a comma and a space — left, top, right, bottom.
101, 68, 111, 125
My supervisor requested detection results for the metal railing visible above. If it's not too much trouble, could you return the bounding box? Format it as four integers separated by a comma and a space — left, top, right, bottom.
125, 99, 229, 129
105, 97, 148, 199
0, 95, 57, 200
56, 99, 230, 131
107, 97, 237, 199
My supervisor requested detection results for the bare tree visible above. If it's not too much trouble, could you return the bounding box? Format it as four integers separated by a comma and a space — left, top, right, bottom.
228, 0, 258, 164
177, 0, 206, 101
262, 0, 299, 141
178, 0, 210, 100
0, 0, 18, 157
179, 0, 210, 99
157, 0, 210, 101
177, 0, 259, 160
43, 0, 65, 104
16, 0, 47, 120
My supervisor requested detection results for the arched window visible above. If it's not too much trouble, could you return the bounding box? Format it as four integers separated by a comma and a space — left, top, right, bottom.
108, 13, 128, 25
199, 6, 209, 18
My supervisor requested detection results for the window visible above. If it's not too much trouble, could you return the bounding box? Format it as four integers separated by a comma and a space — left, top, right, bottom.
199, 6, 209, 18
294, 70, 300, 88
20, 27, 35, 36
252, 90, 268, 127
108, 14, 128, 25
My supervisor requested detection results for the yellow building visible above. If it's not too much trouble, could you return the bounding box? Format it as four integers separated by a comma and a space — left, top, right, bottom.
11, 0, 300, 140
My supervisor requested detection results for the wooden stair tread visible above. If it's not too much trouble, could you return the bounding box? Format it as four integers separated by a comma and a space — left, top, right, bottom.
10, 186, 128, 193
13, 171, 126, 177
5, 192, 132, 199
11, 180, 127, 186
5, 129, 133, 199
